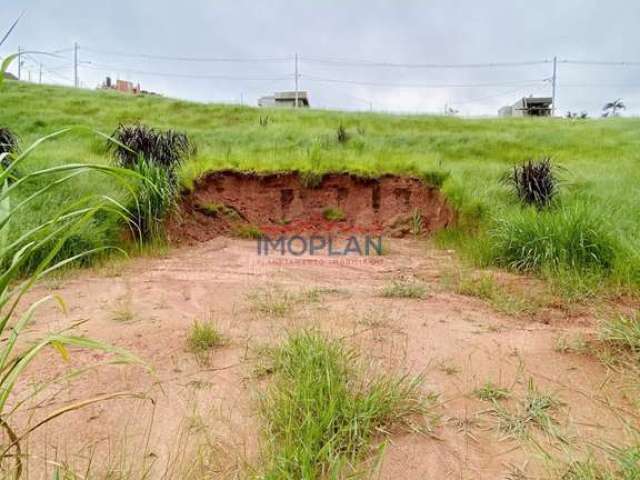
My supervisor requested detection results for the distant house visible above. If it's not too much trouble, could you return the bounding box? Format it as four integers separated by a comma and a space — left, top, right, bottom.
258, 91, 310, 108
499, 96, 552, 117
115, 79, 139, 94
100, 76, 141, 95
2, 72, 18, 81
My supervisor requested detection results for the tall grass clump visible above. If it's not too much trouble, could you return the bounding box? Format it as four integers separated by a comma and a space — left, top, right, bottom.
336, 124, 350, 144
488, 203, 618, 275
0, 128, 19, 155
107, 123, 194, 176
600, 313, 640, 357
128, 157, 177, 241
259, 331, 434, 479
503, 157, 558, 208
0, 128, 19, 172
0, 124, 145, 477
559, 446, 640, 479
106, 124, 194, 240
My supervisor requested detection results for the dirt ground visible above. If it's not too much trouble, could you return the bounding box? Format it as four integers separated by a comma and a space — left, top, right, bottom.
9, 238, 639, 479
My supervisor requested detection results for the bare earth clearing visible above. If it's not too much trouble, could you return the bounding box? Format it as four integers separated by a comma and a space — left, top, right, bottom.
14, 238, 638, 479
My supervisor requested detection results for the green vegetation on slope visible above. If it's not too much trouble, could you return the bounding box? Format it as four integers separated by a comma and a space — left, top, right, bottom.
2, 81, 640, 293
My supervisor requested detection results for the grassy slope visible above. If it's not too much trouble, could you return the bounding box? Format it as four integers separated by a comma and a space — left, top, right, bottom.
2, 81, 640, 290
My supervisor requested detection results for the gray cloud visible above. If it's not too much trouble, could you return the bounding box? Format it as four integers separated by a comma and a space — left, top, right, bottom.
2, 0, 639, 116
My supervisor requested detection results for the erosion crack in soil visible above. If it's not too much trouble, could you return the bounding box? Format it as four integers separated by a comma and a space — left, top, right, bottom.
169, 171, 454, 243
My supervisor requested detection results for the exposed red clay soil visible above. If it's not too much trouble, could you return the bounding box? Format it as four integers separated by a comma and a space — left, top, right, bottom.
12, 238, 638, 479
168, 171, 454, 243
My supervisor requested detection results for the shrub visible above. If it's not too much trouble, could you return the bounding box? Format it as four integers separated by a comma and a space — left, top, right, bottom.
503, 157, 558, 208
336, 124, 350, 144
0, 127, 19, 155
488, 204, 618, 274
107, 123, 194, 178
0, 127, 19, 173
106, 124, 191, 241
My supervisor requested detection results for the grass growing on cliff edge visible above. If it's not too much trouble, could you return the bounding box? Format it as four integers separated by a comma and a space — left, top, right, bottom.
2, 81, 640, 292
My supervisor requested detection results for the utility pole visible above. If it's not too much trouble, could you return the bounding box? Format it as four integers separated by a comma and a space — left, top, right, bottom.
551, 56, 557, 117
74, 42, 79, 88
294, 53, 299, 108
17, 46, 21, 80
39, 63, 42, 84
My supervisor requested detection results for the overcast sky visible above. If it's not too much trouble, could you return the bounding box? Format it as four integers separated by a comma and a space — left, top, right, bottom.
2, 0, 640, 116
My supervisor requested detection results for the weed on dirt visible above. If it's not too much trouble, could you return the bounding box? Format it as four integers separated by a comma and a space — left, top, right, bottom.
233, 223, 263, 239
489, 379, 565, 441
381, 278, 428, 299
322, 206, 346, 222
194, 200, 240, 220
257, 331, 437, 478
187, 320, 223, 353
446, 269, 543, 316
246, 286, 336, 318
556, 446, 640, 480
474, 382, 511, 402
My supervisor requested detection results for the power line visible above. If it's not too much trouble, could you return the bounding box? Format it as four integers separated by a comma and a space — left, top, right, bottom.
560, 59, 640, 67
83, 62, 292, 81
21, 54, 73, 83
302, 74, 550, 89
82, 46, 292, 63
449, 84, 546, 106
558, 82, 640, 87
300, 56, 551, 69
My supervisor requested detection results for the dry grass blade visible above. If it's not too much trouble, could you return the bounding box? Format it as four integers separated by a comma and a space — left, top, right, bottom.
0, 392, 148, 460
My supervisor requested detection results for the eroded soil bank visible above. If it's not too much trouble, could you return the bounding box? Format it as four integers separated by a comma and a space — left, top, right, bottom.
169, 171, 454, 243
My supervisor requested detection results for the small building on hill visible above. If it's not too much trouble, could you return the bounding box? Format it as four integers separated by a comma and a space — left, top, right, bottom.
499, 96, 552, 117
99, 76, 158, 96
258, 91, 310, 108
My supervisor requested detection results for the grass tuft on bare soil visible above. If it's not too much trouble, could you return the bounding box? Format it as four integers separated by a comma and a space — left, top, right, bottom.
246, 286, 337, 318
258, 331, 436, 479
600, 313, 640, 357
474, 382, 511, 402
322, 206, 346, 222
381, 278, 428, 299
558, 446, 640, 480
233, 223, 264, 239
448, 270, 540, 315
187, 321, 223, 353
490, 378, 564, 441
